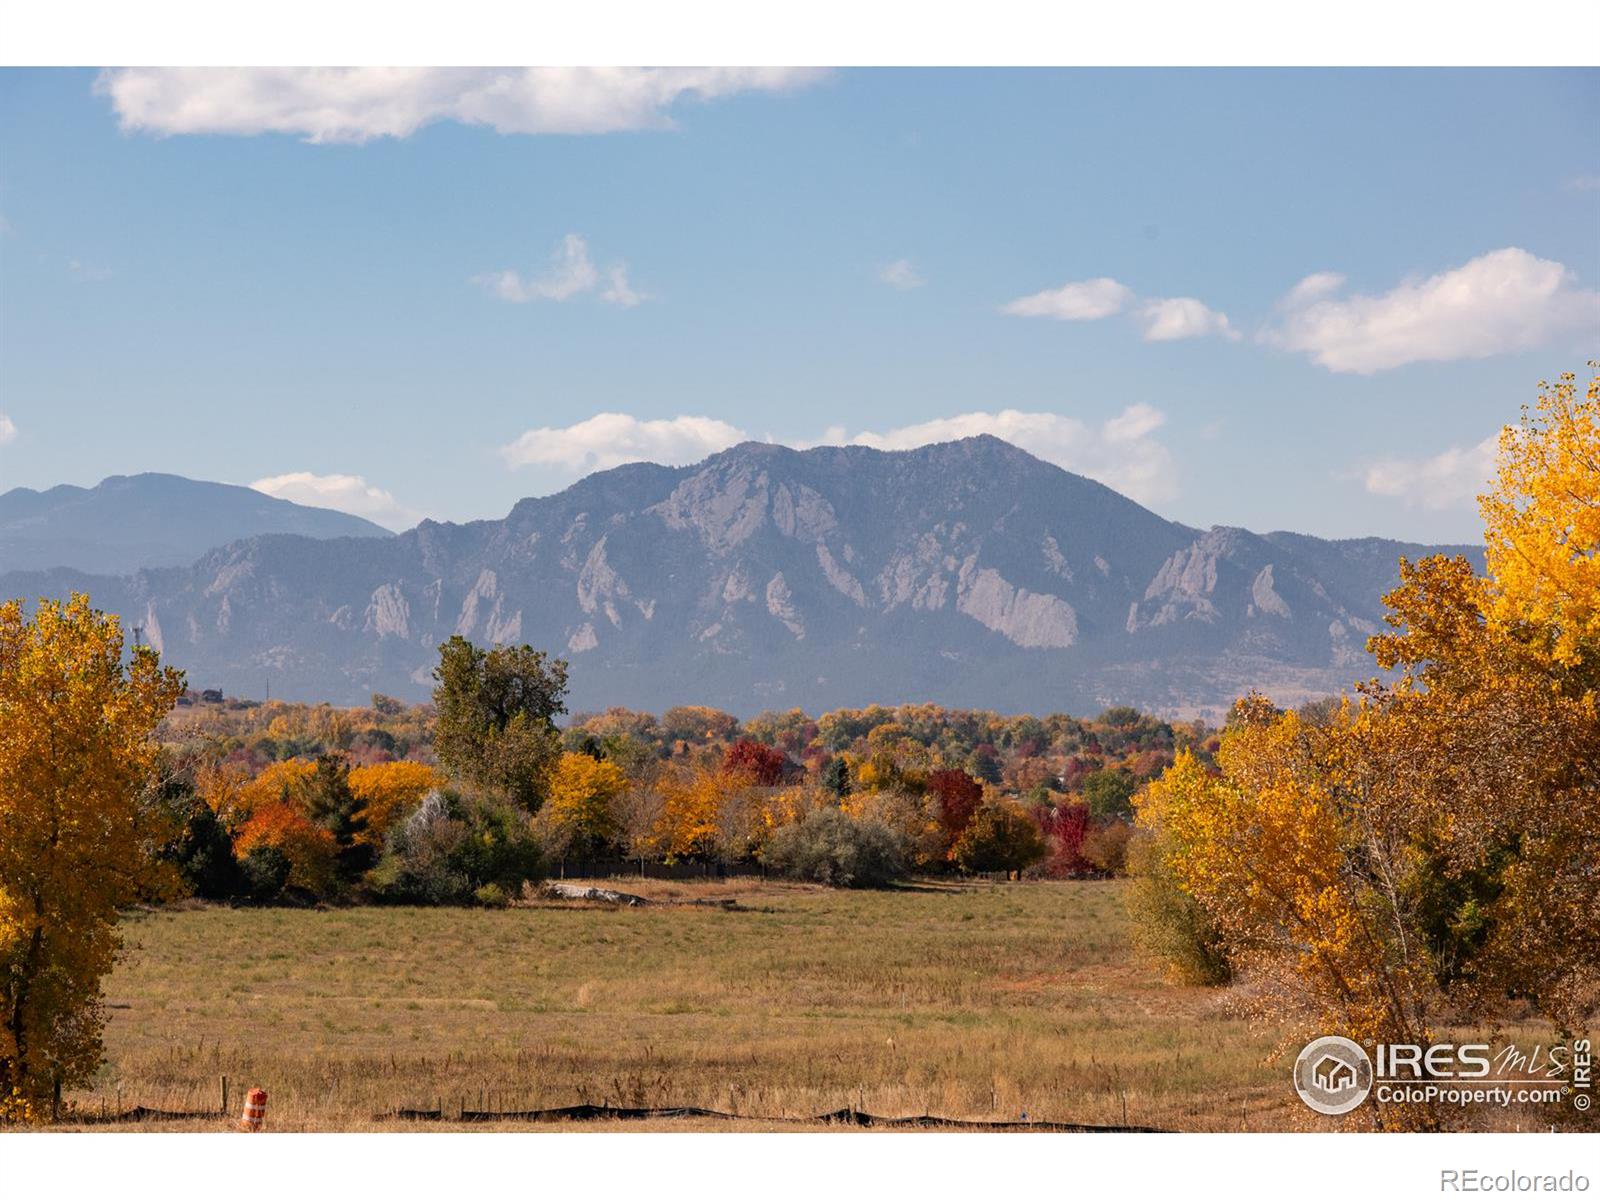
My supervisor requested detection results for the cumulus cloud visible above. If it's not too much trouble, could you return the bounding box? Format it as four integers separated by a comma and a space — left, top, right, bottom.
0, 414, 16, 446
1137, 297, 1241, 343
96, 67, 826, 144
501, 413, 749, 474
879, 259, 925, 290
840, 406, 1178, 506
474, 234, 644, 307
1280, 271, 1346, 307
1266, 248, 1600, 374
250, 472, 422, 531
1002, 277, 1134, 321
1003, 277, 1238, 345
1362, 433, 1500, 511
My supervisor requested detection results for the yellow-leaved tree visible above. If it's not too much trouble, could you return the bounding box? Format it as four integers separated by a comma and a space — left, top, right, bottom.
1479, 369, 1600, 673
1131, 367, 1600, 1131
0, 594, 184, 1122
348, 760, 442, 844
535, 751, 627, 864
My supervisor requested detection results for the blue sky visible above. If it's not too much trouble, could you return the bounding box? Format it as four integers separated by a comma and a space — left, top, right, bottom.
1, 67, 1595, 543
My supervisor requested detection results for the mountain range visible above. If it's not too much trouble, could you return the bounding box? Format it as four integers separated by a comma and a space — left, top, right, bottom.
0, 439, 1483, 721
0, 473, 390, 574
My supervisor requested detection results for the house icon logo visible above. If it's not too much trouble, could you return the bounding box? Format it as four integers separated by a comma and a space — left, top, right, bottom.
1293, 1036, 1373, 1115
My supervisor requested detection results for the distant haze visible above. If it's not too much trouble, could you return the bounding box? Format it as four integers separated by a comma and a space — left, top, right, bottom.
0, 473, 391, 575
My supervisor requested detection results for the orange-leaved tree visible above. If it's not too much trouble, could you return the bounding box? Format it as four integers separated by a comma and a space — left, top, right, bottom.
0, 593, 184, 1122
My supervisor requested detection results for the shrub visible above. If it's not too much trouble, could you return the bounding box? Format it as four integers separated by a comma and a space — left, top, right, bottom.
843, 789, 944, 869
239, 846, 292, 901
369, 790, 543, 905
1124, 827, 1231, 986
473, 882, 511, 908
951, 802, 1048, 873
762, 807, 907, 888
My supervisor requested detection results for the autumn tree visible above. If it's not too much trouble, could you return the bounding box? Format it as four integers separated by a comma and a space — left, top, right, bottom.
233, 800, 338, 898
348, 760, 442, 843
927, 768, 983, 853
722, 739, 788, 786
1131, 368, 1600, 1130
432, 636, 568, 812
537, 752, 627, 863
0, 594, 184, 1122
657, 766, 745, 860
950, 801, 1048, 873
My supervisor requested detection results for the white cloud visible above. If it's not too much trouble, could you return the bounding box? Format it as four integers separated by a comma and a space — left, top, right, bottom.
1362, 434, 1500, 511
501, 413, 749, 474
600, 265, 646, 308
500, 407, 1179, 506
1137, 297, 1241, 343
0, 414, 16, 446
1002, 277, 1134, 321
250, 472, 422, 531
841, 406, 1178, 506
96, 67, 825, 144
1280, 271, 1346, 307
1004, 277, 1238, 344
474, 234, 644, 307
1267, 248, 1600, 374
1566, 175, 1600, 192
880, 259, 925, 290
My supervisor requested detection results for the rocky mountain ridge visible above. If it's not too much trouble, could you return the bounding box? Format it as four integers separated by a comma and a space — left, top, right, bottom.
0, 438, 1482, 720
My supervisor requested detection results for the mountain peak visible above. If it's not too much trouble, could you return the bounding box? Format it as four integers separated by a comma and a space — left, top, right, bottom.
0, 473, 391, 575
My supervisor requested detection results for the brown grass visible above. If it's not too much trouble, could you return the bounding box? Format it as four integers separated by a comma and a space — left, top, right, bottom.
59, 879, 1302, 1131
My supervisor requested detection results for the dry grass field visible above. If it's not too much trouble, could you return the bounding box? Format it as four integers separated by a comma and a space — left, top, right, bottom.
64, 879, 1305, 1131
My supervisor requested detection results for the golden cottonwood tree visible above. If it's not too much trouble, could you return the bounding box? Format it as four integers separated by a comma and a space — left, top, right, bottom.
1132, 368, 1600, 1131
536, 752, 626, 861
0, 594, 183, 1122
348, 760, 442, 843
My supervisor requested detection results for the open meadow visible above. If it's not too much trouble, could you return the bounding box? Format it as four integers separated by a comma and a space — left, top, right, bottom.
60, 879, 1307, 1132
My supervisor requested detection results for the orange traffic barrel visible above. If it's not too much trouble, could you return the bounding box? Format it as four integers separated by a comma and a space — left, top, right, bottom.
237, 1088, 267, 1131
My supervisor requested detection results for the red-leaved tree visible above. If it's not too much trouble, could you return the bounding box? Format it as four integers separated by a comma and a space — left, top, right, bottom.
928, 768, 983, 850
1035, 803, 1092, 877
722, 739, 789, 786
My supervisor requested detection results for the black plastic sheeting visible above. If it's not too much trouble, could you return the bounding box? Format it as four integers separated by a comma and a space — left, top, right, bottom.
390, 1102, 1165, 1132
